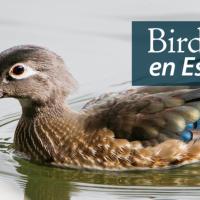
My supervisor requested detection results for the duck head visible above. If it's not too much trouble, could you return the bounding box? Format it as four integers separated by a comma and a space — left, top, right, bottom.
0, 45, 77, 109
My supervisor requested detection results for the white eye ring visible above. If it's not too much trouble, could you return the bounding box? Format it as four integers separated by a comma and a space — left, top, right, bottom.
7, 63, 38, 80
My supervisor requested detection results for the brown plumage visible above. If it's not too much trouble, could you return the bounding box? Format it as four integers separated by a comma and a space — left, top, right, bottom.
1, 45, 200, 170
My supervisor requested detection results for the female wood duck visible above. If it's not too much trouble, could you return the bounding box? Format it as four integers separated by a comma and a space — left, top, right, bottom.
1, 45, 200, 170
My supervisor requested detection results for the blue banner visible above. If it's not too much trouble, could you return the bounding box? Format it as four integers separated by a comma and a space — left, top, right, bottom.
132, 21, 200, 86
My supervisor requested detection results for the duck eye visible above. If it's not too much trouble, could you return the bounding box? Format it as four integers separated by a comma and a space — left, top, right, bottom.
5, 63, 38, 81
11, 65, 25, 75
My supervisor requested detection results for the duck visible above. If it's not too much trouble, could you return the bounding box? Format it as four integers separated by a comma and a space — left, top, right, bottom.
1, 45, 200, 170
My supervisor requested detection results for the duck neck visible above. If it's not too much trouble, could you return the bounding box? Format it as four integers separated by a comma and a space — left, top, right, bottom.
19, 98, 67, 118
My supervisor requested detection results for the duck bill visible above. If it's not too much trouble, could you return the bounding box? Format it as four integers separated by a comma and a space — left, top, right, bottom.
0, 89, 4, 98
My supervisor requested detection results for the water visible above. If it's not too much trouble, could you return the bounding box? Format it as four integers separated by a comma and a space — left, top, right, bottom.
0, 0, 200, 199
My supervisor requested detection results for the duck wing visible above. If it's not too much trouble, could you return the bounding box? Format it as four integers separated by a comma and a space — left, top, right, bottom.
82, 86, 200, 146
